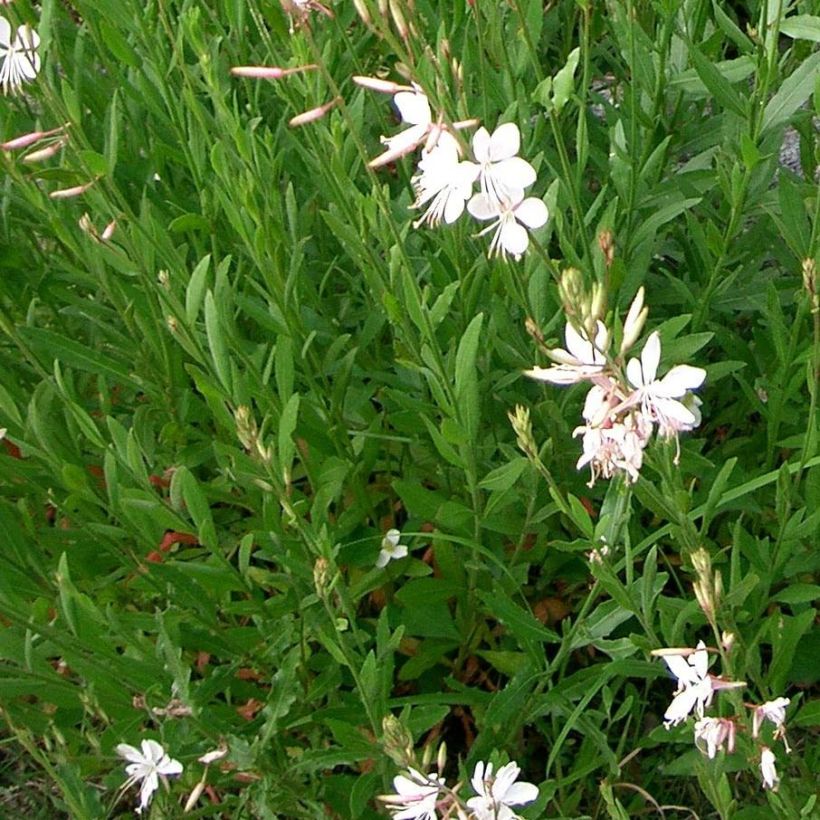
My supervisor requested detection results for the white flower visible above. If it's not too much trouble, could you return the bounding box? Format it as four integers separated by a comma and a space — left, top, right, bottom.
525, 321, 609, 385
116, 739, 183, 814
412, 132, 479, 228
752, 697, 790, 751
380, 768, 444, 820
573, 409, 650, 486
694, 717, 736, 759
471, 124, 537, 208
467, 190, 548, 260
377, 528, 408, 568
0, 19, 40, 95
654, 642, 744, 728
624, 331, 706, 439
381, 87, 433, 159
466, 760, 539, 820
759, 747, 779, 790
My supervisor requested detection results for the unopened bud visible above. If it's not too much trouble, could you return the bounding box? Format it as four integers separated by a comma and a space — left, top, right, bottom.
183, 781, 206, 813
101, 219, 117, 241
49, 180, 95, 199
598, 229, 614, 268
803, 258, 818, 313
1, 124, 67, 151
235, 405, 258, 452
558, 267, 585, 318
313, 557, 330, 596
157, 269, 170, 288
78, 213, 96, 238
620, 286, 648, 355
288, 97, 341, 127
436, 741, 447, 773
388, 0, 409, 40
22, 137, 67, 163
230, 64, 317, 79
721, 631, 735, 652
381, 714, 414, 767
351, 0, 372, 26
508, 404, 537, 460
352, 75, 411, 94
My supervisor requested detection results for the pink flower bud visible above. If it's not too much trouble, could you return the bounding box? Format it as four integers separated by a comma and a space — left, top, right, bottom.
49, 180, 95, 199
288, 97, 340, 127
230, 64, 316, 80
352, 75, 412, 94
22, 137, 67, 163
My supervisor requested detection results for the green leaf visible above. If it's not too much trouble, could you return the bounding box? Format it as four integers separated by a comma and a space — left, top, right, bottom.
780, 15, 820, 42
186, 254, 211, 325
204, 290, 232, 394
454, 313, 483, 441
552, 47, 580, 114
762, 50, 820, 134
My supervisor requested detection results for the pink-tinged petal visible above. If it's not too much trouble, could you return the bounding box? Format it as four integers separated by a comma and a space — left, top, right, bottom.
495, 156, 536, 190
471, 127, 491, 162
467, 192, 499, 221
656, 365, 706, 397
500, 220, 529, 258
381, 122, 427, 155
515, 197, 548, 228
393, 90, 431, 126
503, 782, 539, 805
488, 122, 521, 160
641, 332, 661, 383
654, 397, 697, 426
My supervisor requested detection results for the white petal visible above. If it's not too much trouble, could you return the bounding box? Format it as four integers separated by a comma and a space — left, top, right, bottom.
375, 550, 390, 568
488, 122, 521, 160
564, 323, 593, 364
495, 156, 536, 190
641, 332, 661, 383
663, 686, 700, 725
471, 127, 491, 162
141, 739, 165, 763
655, 365, 706, 397
491, 762, 521, 798
382, 122, 427, 155
692, 641, 709, 679
138, 771, 159, 811
662, 654, 700, 687
157, 758, 183, 777
499, 220, 529, 258
654, 397, 696, 426
443, 192, 466, 224
394, 90, 431, 126
467, 193, 498, 221
515, 197, 548, 229
0, 18, 11, 50
116, 743, 146, 764
502, 781, 539, 805
16, 26, 40, 51
471, 760, 488, 796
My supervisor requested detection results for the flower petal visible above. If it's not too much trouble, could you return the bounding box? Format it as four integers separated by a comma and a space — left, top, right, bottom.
393, 90, 431, 126
495, 156, 536, 190
0, 18, 11, 50
655, 365, 706, 397
488, 122, 521, 160
502, 781, 540, 805
116, 743, 145, 764
499, 220, 529, 258
467, 193, 498, 221
471, 127, 491, 162
515, 197, 548, 229
640, 332, 661, 383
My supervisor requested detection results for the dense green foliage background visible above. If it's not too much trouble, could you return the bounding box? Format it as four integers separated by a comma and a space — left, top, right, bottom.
0, 0, 817, 817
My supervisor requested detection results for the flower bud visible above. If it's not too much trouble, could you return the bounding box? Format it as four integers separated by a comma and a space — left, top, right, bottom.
620, 286, 648, 355
381, 714, 414, 767
49, 180, 95, 199
352, 75, 411, 94
288, 97, 340, 127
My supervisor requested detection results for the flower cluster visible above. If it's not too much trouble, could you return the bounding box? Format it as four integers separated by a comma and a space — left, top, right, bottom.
381, 759, 539, 820
0, 15, 39, 95
653, 643, 792, 790
526, 286, 706, 485
355, 77, 548, 260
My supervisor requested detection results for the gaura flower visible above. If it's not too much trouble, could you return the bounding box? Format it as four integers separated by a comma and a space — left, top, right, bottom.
525, 321, 609, 385
411, 132, 479, 228
0, 19, 40, 95
471, 123, 537, 208
623, 331, 706, 439
693, 716, 736, 759
653, 642, 744, 728
376, 528, 408, 568
752, 697, 790, 751
759, 746, 779, 791
466, 760, 539, 820
116, 739, 183, 814
380, 86, 433, 160
573, 407, 650, 486
379, 767, 444, 820
467, 190, 548, 260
